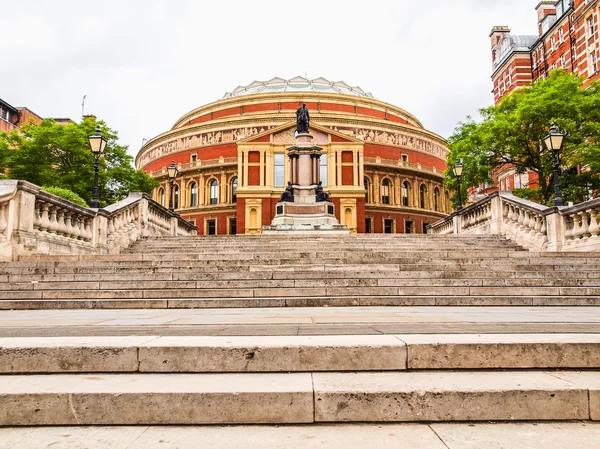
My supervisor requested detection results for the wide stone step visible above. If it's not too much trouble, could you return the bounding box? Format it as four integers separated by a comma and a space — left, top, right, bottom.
2, 262, 598, 276
2, 285, 599, 299
1, 371, 598, 425
3, 269, 600, 283
2, 295, 600, 309
3, 278, 600, 291
2, 335, 600, 374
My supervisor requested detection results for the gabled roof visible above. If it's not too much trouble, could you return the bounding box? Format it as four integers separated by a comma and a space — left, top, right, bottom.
238, 121, 363, 145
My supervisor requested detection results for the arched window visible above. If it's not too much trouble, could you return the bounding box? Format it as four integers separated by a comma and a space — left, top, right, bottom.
402, 181, 410, 207
173, 185, 180, 210
434, 188, 440, 211
231, 177, 238, 203
189, 182, 197, 207
364, 177, 371, 203
419, 184, 427, 209
158, 187, 165, 207
381, 179, 391, 205
210, 179, 219, 205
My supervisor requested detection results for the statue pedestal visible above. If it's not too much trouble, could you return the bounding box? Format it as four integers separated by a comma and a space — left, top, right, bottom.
263, 133, 349, 234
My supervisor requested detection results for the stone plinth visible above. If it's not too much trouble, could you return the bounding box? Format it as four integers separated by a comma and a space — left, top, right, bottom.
265, 132, 348, 234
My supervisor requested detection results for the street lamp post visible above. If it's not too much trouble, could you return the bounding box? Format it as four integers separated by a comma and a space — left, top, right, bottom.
453, 159, 464, 211
544, 124, 565, 207
88, 125, 108, 209
167, 160, 178, 212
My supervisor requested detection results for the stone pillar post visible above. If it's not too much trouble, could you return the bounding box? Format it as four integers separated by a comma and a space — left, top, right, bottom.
545, 210, 565, 252
489, 194, 503, 235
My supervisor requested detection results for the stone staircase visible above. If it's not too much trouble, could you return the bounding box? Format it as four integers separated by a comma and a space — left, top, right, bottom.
1, 234, 600, 438
0, 234, 599, 310
1, 334, 599, 425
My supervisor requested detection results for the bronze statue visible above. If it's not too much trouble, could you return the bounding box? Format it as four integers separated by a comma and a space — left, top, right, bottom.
280, 182, 294, 203
296, 103, 310, 134
315, 181, 331, 203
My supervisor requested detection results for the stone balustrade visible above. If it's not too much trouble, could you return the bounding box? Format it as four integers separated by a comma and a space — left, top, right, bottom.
0, 180, 197, 261
429, 191, 600, 252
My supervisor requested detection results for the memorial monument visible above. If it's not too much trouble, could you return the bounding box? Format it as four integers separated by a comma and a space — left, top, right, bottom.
263, 105, 348, 233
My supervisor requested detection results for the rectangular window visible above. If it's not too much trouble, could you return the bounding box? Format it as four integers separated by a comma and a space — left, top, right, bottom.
320, 155, 328, 187
207, 220, 216, 236
191, 154, 197, 163
274, 153, 285, 187
559, 28, 564, 43
588, 16, 595, 39
514, 174, 521, 189
405, 221, 413, 234
384, 219, 394, 234
401, 154, 408, 163
590, 50, 598, 75
365, 218, 373, 234
229, 218, 236, 235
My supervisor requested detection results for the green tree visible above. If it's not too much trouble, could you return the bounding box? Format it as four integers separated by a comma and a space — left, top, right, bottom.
0, 118, 158, 207
446, 70, 600, 204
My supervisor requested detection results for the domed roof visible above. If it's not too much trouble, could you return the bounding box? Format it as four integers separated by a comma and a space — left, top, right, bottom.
223, 76, 374, 99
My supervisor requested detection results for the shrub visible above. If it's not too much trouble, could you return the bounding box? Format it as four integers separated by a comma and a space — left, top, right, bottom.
41, 186, 89, 208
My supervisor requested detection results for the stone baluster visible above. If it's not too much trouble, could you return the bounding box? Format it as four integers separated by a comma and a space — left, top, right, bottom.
33, 202, 42, 230
48, 206, 60, 234
39, 202, 51, 232
503, 203, 510, 223
578, 211, 590, 241
71, 216, 81, 240
0, 202, 8, 241
571, 213, 583, 242
64, 212, 74, 239
587, 209, 599, 241
55, 209, 66, 237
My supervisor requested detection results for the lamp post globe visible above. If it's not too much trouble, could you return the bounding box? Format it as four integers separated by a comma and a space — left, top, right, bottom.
453, 159, 464, 211
88, 125, 107, 209
544, 124, 565, 207
167, 160, 178, 212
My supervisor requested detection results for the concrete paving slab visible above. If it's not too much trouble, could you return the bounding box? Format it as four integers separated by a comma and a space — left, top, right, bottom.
2, 424, 600, 449
0, 373, 314, 425
544, 371, 600, 420
398, 334, 600, 369
0, 336, 159, 373
432, 423, 600, 449
138, 335, 406, 372
313, 371, 589, 422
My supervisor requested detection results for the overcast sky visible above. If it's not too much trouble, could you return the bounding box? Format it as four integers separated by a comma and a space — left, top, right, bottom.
2, 0, 538, 160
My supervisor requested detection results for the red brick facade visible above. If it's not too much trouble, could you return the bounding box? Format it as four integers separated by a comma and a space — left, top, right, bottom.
137, 78, 451, 235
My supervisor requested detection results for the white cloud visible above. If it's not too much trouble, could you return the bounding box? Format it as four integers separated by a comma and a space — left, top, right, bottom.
1, 0, 538, 157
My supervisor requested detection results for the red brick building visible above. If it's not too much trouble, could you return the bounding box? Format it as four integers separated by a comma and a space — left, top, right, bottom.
136, 77, 451, 235
484, 0, 600, 194
0, 99, 44, 133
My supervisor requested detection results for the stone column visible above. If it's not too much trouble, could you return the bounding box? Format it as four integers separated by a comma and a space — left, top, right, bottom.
238, 151, 243, 186
336, 151, 342, 186
353, 151, 359, 186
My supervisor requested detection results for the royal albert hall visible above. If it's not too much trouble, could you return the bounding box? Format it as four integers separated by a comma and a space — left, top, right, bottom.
136, 77, 452, 235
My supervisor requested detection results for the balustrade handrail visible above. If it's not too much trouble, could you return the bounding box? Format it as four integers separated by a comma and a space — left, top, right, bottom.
363, 157, 441, 176
0, 179, 197, 260
559, 197, 600, 215
149, 157, 238, 178
428, 188, 599, 252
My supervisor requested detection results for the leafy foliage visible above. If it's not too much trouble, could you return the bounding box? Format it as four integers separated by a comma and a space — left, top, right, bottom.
41, 186, 89, 207
0, 118, 158, 208
446, 70, 600, 204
